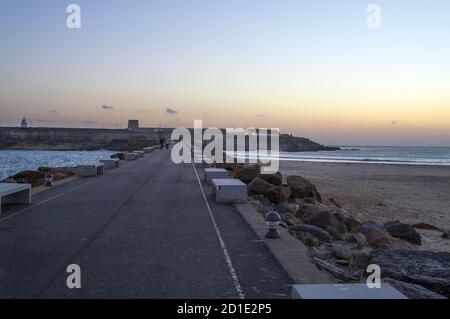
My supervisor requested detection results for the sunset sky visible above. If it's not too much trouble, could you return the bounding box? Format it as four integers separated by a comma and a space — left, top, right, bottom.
1, 0, 449, 146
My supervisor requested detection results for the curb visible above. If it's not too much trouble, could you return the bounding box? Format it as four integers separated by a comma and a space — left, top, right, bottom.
234, 202, 335, 284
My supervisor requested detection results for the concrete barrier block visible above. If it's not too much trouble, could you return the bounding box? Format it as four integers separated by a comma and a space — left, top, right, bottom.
204, 168, 231, 184
125, 153, 138, 161
212, 179, 248, 204
133, 151, 144, 158
100, 159, 120, 169
77, 164, 104, 177
0, 183, 32, 215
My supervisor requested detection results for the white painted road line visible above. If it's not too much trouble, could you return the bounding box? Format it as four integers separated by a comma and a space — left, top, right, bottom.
192, 163, 246, 300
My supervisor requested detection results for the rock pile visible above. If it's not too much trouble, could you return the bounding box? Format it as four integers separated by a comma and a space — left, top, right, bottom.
232, 164, 449, 299
1, 167, 76, 188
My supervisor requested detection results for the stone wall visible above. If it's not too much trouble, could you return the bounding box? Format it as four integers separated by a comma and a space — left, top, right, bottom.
0, 127, 172, 151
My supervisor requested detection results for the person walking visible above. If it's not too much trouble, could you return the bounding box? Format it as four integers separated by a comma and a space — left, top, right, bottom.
159, 138, 165, 150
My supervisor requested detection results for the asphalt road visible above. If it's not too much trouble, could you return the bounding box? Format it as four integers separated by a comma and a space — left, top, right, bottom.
0, 150, 292, 299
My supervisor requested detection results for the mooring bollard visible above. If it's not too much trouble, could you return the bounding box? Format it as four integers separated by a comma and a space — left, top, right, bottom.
265, 211, 282, 239
44, 173, 54, 187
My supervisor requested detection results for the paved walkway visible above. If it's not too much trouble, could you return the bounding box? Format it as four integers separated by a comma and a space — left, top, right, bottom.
0, 151, 292, 298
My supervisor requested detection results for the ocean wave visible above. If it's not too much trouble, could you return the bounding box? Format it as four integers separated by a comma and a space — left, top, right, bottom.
228, 147, 450, 166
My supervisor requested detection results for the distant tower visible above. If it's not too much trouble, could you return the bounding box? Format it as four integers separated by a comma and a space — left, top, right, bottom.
21, 117, 29, 128
127, 120, 139, 130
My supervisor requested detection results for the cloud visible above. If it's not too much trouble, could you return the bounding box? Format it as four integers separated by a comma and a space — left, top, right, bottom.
102, 105, 114, 110
166, 107, 178, 115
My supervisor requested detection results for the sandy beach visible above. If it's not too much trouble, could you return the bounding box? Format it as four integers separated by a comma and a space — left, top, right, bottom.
279, 161, 450, 252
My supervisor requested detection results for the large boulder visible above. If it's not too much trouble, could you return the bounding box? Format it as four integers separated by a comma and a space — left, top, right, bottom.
53, 167, 76, 180
1, 178, 17, 184
352, 232, 370, 248
233, 164, 261, 184
383, 221, 422, 245
248, 177, 274, 195
289, 224, 333, 242
275, 202, 298, 215
383, 278, 446, 299
265, 185, 290, 204
354, 222, 392, 249
37, 167, 75, 181
296, 203, 321, 219
281, 213, 301, 226
298, 232, 320, 247
286, 175, 322, 201
37, 167, 52, 174
278, 184, 291, 202
344, 217, 362, 232
248, 178, 289, 204
412, 223, 442, 232
12, 170, 44, 187
313, 257, 359, 281
306, 211, 347, 234
259, 172, 283, 186
349, 250, 371, 273
331, 243, 353, 260
368, 250, 450, 297
215, 162, 242, 172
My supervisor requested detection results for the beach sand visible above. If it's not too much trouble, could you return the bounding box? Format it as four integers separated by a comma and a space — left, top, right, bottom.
279, 161, 450, 252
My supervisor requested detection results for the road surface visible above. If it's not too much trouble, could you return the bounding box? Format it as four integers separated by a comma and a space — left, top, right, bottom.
0, 150, 292, 298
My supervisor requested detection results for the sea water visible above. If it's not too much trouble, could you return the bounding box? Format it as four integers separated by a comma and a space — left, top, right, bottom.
0, 149, 116, 180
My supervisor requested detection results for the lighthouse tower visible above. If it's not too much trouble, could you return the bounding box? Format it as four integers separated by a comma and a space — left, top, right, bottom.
20, 117, 29, 128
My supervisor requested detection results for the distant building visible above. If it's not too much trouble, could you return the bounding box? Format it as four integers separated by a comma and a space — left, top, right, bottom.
20, 117, 29, 128
128, 120, 139, 130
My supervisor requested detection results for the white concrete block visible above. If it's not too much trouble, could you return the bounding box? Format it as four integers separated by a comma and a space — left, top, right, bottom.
0, 183, 32, 215
212, 179, 248, 203
291, 284, 408, 299
143, 146, 157, 153
133, 151, 144, 158
77, 164, 104, 177
204, 168, 231, 184
125, 153, 138, 161
100, 159, 120, 169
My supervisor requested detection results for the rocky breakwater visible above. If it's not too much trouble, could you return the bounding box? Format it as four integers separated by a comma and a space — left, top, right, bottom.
279, 134, 340, 152
0, 127, 161, 152
223, 163, 449, 299
1, 167, 76, 188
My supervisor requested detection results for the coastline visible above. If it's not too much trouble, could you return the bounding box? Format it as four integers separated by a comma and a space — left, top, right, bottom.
279, 160, 450, 252
277, 157, 450, 167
